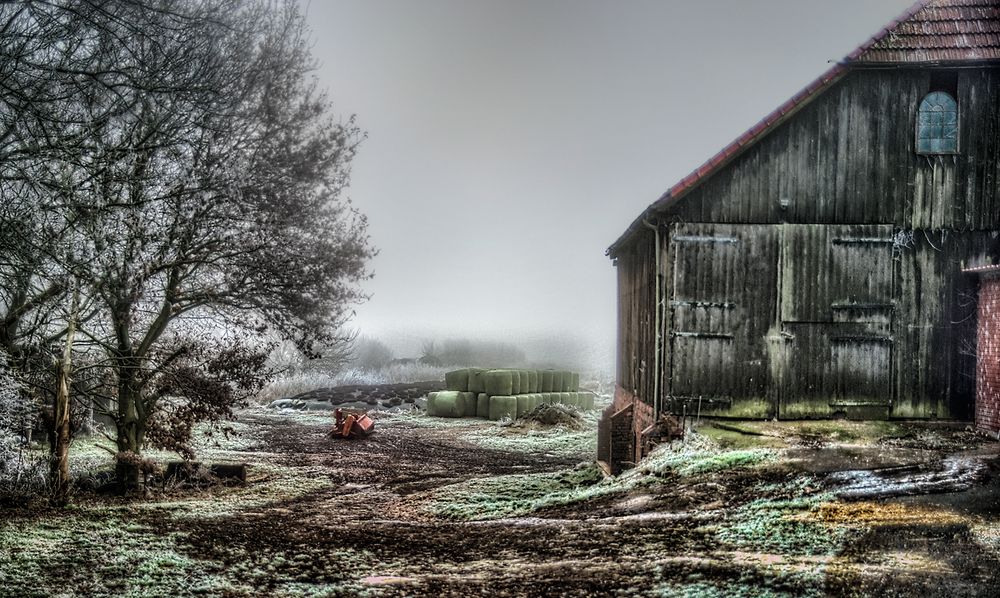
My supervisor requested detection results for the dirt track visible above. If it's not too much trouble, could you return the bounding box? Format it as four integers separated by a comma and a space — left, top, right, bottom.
3, 412, 999, 597
154, 415, 1000, 597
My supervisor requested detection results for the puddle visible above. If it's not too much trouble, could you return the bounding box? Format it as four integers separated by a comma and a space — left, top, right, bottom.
784, 446, 939, 473
828, 456, 991, 500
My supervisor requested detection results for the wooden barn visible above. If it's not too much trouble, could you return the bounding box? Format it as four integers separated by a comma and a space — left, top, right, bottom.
599, 0, 1000, 472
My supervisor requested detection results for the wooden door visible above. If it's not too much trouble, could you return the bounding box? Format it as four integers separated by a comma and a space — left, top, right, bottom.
667, 223, 779, 417
779, 224, 895, 417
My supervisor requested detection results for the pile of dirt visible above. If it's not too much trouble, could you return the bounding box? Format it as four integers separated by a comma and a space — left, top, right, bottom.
515, 402, 585, 430
270, 380, 445, 411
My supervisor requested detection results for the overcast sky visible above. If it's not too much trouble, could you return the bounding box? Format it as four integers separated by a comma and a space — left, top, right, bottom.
301, 0, 914, 362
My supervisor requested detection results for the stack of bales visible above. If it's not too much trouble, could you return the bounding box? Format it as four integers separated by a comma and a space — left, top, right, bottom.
426, 368, 596, 420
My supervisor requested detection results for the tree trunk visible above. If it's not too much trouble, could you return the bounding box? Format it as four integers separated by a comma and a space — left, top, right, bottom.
50, 286, 78, 506
50, 361, 72, 505
115, 373, 145, 492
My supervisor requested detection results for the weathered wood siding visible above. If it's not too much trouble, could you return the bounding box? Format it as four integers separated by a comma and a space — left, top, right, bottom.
622, 223, 991, 419
615, 231, 657, 407
612, 66, 1000, 420
665, 223, 778, 418
666, 67, 1000, 229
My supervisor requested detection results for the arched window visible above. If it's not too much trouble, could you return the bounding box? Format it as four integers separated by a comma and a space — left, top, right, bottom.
916, 91, 958, 154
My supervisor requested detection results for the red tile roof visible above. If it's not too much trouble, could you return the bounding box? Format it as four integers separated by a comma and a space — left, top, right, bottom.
854, 0, 1000, 63
609, 0, 1000, 256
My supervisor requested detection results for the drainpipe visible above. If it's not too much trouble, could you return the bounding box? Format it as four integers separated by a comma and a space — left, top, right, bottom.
642, 218, 662, 422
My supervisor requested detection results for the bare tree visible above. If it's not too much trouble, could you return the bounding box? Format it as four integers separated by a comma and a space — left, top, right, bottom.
1, 0, 374, 491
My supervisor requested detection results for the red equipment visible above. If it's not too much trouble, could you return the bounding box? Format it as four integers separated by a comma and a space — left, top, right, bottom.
330, 408, 375, 439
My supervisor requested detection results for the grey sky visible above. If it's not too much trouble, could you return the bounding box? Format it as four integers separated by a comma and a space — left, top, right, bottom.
301, 0, 914, 361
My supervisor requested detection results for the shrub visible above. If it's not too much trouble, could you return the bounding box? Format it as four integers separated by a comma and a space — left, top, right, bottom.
0, 350, 46, 498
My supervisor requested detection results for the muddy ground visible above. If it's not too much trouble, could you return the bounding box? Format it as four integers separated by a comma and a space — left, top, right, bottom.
2, 410, 999, 597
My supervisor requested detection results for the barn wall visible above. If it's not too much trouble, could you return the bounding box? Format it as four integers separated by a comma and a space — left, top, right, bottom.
615, 230, 657, 407
659, 225, 991, 419
976, 276, 1000, 434
894, 231, 987, 420
609, 230, 660, 471
611, 65, 1000, 445
666, 67, 1000, 229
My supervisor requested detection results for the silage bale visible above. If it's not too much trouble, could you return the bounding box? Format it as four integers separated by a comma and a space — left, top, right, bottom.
459, 392, 477, 417
484, 369, 513, 396
528, 393, 541, 412
428, 390, 466, 417
562, 371, 574, 391
489, 395, 517, 421
525, 370, 538, 393
539, 393, 556, 405
445, 369, 470, 392
516, 395, 530, 418
517, 370, 529, 394
578, 392, 595, 410
426, 391, 439, 413
509, 369, 522, 395
540, 370, 554, 392
561, 392, 578, 407
551, 371, 564, 393
468, 368, 487, 394
570, 372, 580, 392
477, 393, 490, 418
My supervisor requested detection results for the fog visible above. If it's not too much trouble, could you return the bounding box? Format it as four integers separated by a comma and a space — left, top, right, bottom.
301, 0, 914, 370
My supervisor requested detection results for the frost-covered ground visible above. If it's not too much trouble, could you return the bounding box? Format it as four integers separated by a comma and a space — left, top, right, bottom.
1, 408, 999, 597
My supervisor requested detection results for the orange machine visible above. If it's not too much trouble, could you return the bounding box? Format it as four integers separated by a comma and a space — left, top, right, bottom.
329, 408, 375, 439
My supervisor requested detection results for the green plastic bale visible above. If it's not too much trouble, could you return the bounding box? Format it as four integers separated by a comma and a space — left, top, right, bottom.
484, 370, 513, 396
578, 392, 595, 410
562, 371, 575, 391
459, 392, 477, 417
540, 370, 554, 392
428, 391, 466, 417
509, 369, 522, 395
489, 395, 517, 421
445, 369, 470, 392
517, 370, 529, 394
561, 392, 577, 407
539, 393, 556, 405
516, 395, 530, 418
468, 368, 487, 394
521, 394, 536, 414
426, 392, 439, 412
551, 371, 564, 392
525, 370, 538, 393
529, 393, 542, 411
570, 372, 580, 392
476, 393, 490, 418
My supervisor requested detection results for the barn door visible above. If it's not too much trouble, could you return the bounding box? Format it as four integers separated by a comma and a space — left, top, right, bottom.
667, 223, 779, 417
779, 224, 895, 418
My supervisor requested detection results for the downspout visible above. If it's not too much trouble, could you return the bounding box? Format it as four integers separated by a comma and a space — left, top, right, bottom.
642, 218, 661, 422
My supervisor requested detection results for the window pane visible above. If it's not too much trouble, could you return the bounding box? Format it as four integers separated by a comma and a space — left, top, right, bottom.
916, 91, 958, 154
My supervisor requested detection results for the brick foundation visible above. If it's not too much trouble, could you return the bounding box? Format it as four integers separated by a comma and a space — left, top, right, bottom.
977, 277, 1000, 434
597, 387, 657, 473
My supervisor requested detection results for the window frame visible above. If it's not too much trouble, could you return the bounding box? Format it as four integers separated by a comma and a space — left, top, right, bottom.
915, 91, 960, 156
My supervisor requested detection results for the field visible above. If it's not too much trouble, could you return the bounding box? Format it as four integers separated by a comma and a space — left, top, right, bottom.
1, 406, 999, 597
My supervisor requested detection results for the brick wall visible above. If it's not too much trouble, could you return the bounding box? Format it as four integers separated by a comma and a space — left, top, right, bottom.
598, 386, 659, 472
633, 400, 654, 460
977, 277, 1000, 434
